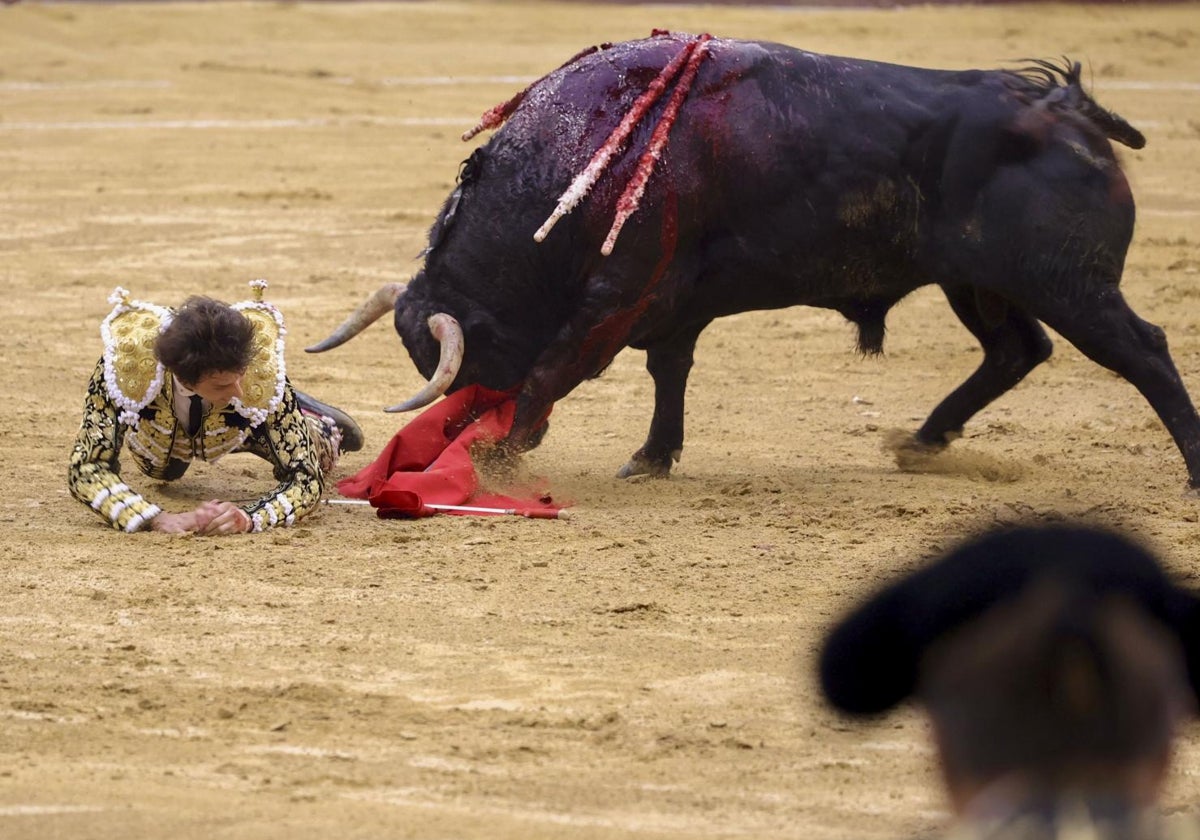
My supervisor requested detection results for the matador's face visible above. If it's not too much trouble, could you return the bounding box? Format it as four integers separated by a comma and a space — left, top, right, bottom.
189, 370, 245, 408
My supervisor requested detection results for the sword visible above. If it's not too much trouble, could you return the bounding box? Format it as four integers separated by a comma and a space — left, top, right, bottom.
323, 498, 569, 520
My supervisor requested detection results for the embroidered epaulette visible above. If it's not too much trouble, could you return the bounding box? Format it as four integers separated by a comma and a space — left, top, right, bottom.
101, 288, 172, 426
230, 279, 287, 427
100, 280, 287, 428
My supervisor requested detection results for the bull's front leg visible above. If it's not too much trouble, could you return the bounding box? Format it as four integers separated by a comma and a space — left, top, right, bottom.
618, 321, 709, 478
504, 300, 643, 456
505, 391, 553, 455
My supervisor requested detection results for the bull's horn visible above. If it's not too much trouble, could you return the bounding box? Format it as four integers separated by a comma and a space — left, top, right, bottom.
305, 282, 405, 353
385, 313, 464, 413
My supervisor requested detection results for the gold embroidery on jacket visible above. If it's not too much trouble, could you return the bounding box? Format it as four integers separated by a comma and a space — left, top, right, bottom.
71, 281, 334, 532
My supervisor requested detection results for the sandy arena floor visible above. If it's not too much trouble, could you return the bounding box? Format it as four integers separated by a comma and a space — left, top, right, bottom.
2, 2, 1200, 838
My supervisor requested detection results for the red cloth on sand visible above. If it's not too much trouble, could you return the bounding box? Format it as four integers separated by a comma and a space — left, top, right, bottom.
336, 385, 563, 519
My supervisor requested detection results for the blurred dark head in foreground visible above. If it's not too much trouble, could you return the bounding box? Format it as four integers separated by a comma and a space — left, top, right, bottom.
819, 524, 1199, 821
920, 578, 1190, 810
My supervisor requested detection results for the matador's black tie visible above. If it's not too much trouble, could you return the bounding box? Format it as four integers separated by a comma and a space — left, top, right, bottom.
187, 394, 203, 437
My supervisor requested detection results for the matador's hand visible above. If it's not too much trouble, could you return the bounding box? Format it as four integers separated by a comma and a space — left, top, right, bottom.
195, 500, 252, 536
148, 502, 250, 535
148, 511, 202, 534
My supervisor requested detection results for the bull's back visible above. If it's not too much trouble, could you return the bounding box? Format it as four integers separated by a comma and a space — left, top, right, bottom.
436, 35, 1131, 315
494, 38, 954, 211
486, 39, 985, 255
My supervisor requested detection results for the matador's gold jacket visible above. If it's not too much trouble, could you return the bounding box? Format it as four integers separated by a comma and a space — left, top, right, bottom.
68, 284, 328, 533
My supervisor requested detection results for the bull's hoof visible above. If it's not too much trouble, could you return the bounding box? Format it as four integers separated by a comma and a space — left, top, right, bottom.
882, 428, 949, 472
479, 421, 548, 470
884, 428, 1022, 483
616, 449, 680, 479
524, 420, 550, 451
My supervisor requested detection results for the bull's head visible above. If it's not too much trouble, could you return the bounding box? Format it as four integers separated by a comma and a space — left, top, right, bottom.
305, 282, 464, 413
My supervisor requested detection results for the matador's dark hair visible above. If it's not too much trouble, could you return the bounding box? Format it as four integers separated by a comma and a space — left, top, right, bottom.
154, 296, 255, 387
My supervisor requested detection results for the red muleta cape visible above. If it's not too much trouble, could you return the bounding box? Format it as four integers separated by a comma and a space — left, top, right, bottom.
336, 385, 564, 519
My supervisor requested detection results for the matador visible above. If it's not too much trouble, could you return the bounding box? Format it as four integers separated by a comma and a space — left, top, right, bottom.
69, 280, 363, 535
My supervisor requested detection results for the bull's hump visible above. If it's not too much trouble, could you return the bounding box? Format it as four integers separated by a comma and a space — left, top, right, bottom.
500, 38, 680, 169
503, 35, 770, 156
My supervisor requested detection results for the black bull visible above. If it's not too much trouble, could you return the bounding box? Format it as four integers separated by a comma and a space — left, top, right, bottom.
309, 33, 1200, 487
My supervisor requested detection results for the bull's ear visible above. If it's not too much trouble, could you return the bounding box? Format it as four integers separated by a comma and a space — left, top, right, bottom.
425, 149, 489, 258
457, 147, 487, 186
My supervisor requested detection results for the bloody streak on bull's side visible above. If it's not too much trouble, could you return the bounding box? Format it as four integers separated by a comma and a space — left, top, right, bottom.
309, 31, 1200, 490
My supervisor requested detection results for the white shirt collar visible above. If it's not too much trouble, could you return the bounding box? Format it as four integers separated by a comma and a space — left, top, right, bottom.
171, 376, 206, 426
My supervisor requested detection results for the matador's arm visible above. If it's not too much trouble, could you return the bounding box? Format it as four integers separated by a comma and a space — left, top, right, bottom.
68, 359, 163, 532
238, 383, 325, 532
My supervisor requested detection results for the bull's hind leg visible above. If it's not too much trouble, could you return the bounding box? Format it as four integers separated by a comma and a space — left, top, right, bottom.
909, 285, 1053, 450
618, 320, 709, 478
1035, 290, 1200, 489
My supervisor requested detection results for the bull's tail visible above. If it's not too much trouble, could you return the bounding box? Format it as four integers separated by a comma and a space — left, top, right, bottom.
1005, 58, 1145, 150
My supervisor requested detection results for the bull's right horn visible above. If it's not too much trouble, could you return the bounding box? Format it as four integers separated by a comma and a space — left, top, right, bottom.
305, 282, 404, 353
385, 313, 464, 413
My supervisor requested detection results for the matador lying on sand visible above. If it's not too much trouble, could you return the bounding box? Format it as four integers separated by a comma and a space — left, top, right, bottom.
69, 280, 362, 535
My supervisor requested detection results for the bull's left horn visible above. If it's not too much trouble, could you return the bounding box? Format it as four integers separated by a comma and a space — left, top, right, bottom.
385, 313, 464, 413
305, 282, 404, 353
